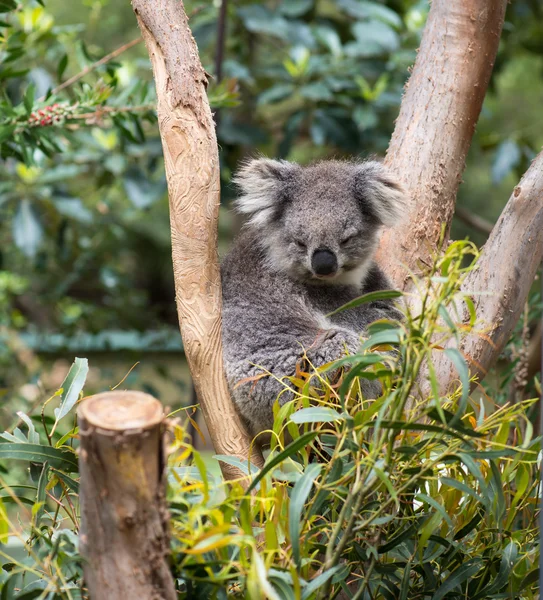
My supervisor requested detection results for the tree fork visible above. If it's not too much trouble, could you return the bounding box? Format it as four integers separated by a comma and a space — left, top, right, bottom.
131, 0, 264, 478
436, 151, 543, 391
78, 391, 176, 600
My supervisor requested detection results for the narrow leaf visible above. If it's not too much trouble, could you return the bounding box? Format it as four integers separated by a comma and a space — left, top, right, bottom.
326, 290, 402, 317
290, 463, 322, 566
0, 443, 78, 472
53, 357, 89, 430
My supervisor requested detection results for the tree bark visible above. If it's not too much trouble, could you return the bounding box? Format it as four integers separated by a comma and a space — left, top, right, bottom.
78, 391, 176, 600
131, 0, 263, 479
435, 151, 543, 390
378, 0, 507, 288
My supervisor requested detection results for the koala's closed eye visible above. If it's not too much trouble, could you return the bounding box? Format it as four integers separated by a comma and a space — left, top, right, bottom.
340, 232, 359, 245
293, 240, 307, 249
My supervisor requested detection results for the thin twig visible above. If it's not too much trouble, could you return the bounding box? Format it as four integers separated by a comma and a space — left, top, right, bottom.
214, 0, 228, 83
454, 205, 494, 235
68, 104, 155, 121
39, 3, 205, 104
38, 37, 142, 102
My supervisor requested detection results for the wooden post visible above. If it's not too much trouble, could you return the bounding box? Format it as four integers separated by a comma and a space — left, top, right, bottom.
78, 391, 176, 600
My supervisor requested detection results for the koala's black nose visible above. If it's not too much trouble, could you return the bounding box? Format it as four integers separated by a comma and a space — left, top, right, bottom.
312, 248, 338, 276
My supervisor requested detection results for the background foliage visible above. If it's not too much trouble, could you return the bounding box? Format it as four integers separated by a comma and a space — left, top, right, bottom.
0, 242, 540, 599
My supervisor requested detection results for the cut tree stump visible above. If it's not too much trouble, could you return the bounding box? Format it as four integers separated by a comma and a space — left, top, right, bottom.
78, 391, 176, 600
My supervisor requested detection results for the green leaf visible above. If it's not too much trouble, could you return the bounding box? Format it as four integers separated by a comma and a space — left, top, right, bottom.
238, 6, 290, 41
360, 328, 402, 352
213, 455, 261, 477
290, 407, 343, 424
50, 468, 79, 493
315, 26, 342, 56
347, 21, 399, 57
0, 0, 17, 14
0, 443, 78, 472
53, 357, 89, 429
453, 508, 484, 541
338, 0, 402, 28
57, 53, 68, 81
431, 558, 483, 600
34, 462, 48, 526
326, 290, 402, 317
456, 452, 488, 505
441, 477, 484, 505
279, 0, 313, 17
301, 565, 343, 599
519, 568, 540, 592
123, 166, 166, 209
247, 432, 318, 493
443, 348, 469, 427
472, 542, 518, 598
23, 82, 35, 114
257, 84, 295, 106
0, 498, 8, 543
322, 352, 384, 373
0, 125, 16, 143
353, 105, 378, 131
488, 459, 506, 523
415, 493, 453, 527
15, 580, 49, 600
300, 82, 334, 102
399, 558, 412, 600
378, 520, 422, 554
289, 463, 321, 567
12, 199, 43, 259
380, 420, 483, 441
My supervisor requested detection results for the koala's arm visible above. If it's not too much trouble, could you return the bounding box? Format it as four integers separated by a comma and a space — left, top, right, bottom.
222, 295, 361, 437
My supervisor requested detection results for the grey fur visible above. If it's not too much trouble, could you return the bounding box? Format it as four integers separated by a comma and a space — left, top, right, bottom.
221, 159, 405, 439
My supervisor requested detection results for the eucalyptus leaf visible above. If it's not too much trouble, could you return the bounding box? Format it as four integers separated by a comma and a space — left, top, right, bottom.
12, 200, 43, 259
290, 407, 343, 424
289, 463, 321, 566
0, 443, 78, 472
53, 357, 89, 428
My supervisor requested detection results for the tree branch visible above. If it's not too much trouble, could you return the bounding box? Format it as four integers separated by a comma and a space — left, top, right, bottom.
131, 0, 263, 479
435, 151, 543, 389
39, 37, 142, 102
378, 0, 507, 288
454, 205, 494, 236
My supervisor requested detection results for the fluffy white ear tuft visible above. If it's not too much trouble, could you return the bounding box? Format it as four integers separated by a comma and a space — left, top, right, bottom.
354, 162, 408, 227
233, 158, 298, 228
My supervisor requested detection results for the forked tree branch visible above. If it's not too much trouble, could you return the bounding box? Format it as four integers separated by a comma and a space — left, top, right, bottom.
436, 151, 543, 390
131, 0, 264, 479
378, 0, 507, 288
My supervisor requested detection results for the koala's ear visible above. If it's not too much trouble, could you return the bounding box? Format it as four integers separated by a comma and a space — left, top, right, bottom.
354, 162, 407, 227
233, 158, 299, 227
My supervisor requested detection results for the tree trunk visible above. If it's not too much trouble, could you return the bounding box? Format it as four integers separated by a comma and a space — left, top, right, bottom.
131, 0, 264, 479
378, 0, 507, 288
78, 391, 176, 600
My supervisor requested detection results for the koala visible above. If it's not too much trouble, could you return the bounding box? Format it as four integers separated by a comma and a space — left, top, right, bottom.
221, 158, 405, 440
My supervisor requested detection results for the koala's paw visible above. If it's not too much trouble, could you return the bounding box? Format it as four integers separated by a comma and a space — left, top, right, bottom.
309, 328, 360, 365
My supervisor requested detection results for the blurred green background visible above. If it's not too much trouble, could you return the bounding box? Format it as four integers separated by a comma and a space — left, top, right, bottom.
1, 0, 542, 437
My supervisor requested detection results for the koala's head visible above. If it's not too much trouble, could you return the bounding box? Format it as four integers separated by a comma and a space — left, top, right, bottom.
234, 158, 406, 286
